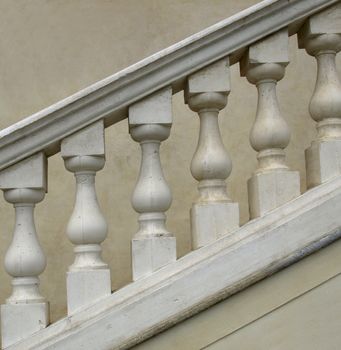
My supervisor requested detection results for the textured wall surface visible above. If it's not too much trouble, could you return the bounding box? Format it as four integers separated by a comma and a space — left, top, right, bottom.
0, 0, 339, 324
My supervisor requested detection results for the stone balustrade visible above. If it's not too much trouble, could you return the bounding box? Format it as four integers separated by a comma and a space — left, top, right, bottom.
185, 59, 239, 248
298, 4, 341, 188
128, 87, 176, 281
0, 2, 340, 348
240, 28, 301, 218
0, 153, 48, 348
61, 120, 111, 315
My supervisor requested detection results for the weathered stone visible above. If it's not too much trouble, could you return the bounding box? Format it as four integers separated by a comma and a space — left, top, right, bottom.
191, 201, 239, 249
132, 236, 176, 281
306, 139, 341, 188
67, 269, 111, 315
1, 302, 49, 348
61, 120, 105, 157
248, 170, 300, 219
129, 87, 172, 127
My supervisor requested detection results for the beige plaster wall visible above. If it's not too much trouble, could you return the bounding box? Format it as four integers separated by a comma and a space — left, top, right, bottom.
208, 274, 341, 350
0, 0, 339, 324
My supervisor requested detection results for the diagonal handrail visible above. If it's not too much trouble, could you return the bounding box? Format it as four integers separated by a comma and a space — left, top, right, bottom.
0, 0, 338, 171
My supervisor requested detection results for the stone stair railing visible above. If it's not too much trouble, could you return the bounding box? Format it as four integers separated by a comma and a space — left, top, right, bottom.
0, 0, 340, 348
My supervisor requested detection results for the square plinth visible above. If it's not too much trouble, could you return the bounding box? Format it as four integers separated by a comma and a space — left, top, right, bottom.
67, 269, 111, 315
191, 201, 239, 250
1, 302, 49, 348
305, 139, 341, 189
132, 236, 176, 281
248, 170, 300, 219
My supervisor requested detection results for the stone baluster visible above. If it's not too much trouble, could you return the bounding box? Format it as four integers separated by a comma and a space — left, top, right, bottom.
240, 29, 300, 219
128, 87, 176, 281
61, 120, 110, 315
0, 153, 49, 348
298, 4, 341, 188
185, 59, 239, 249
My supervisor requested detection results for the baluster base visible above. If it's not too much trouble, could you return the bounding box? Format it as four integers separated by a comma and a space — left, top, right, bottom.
306, 139, 341, 189
132, 236, 176, 281
67, 269, 111, 315
1, 302, 49, 348
191, 201, 239, 249
248, 170, 300, 219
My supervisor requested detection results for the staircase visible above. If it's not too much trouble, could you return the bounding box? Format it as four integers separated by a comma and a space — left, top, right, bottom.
0, 0, 340, 349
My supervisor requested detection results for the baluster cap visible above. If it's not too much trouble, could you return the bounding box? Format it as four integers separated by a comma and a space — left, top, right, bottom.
240, 28, 289, 81
129, 87, 172, 128
185, 59, 230, 105
298, 3, 341, 54
0, 153, 47, 192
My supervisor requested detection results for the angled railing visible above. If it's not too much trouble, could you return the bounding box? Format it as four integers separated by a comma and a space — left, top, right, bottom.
0, 0, 338, 170
0, 0, 340, 348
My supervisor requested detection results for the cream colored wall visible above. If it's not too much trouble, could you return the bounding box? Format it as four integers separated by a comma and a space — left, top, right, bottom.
208, 275, 341, 350
0, 0, 339, 324
134, 239, 341, 350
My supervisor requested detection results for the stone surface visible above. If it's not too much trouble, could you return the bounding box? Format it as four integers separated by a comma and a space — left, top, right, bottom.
129, 88, 175, 281
129, 87, 172, 127
240, 28, 289, 77
298, 7, 341, 192
191, 201, 239, 249
132, 236, 176, 281
248, 170, 301, 219
67, 269, 111, 315
61, 120, 105, 157
306, 139, 341, 189
186, 58, 230, 96
298, 2, 341, 47
186, 59, 237, 250
0, 154, 49, 348
62, 146, 109, 316
249, 28, 288, 64
0, 152, 47, 190
240, 28, 298, 220
1, 302, 49, 348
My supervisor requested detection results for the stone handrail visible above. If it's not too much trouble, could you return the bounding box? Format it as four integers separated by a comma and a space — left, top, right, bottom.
0, 0, 337, 171
0, 0, 340, 348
